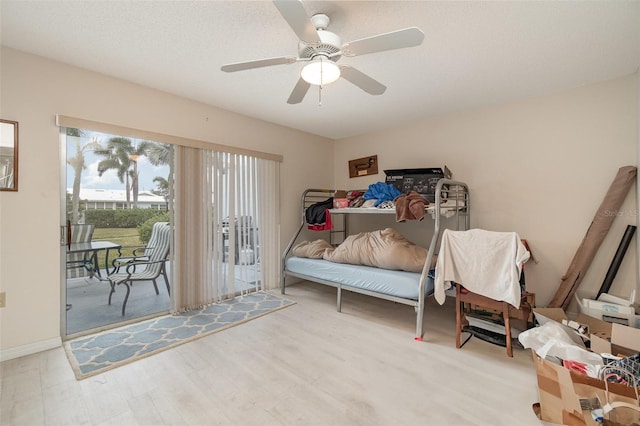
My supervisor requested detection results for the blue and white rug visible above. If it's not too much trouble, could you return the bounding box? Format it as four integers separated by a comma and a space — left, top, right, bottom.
64, 291, 295, 379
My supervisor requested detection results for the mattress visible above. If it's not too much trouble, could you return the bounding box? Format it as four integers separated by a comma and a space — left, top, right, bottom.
285, 256, 435, 300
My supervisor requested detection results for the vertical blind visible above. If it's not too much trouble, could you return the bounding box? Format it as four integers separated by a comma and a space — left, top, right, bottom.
172, 146, 280, 312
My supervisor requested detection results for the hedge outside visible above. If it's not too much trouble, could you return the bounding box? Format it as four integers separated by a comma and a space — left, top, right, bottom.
85, 208, 166, 229
138, 212, 171, 244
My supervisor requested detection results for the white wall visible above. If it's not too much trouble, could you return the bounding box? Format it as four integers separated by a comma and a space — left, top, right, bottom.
334, 75, 638, 308
0, 47, 334, 357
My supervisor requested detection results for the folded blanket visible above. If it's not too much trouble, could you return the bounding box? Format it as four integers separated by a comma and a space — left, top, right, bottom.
394, 191, 428, 222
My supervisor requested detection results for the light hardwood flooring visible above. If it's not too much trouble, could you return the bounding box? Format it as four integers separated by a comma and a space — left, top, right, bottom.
1, 281, 541, 425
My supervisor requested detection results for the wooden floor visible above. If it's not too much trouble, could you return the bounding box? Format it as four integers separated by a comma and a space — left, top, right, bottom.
0, 281, 541, 425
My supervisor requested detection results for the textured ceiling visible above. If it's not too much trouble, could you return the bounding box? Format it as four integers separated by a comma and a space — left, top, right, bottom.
2, 1, 639, 140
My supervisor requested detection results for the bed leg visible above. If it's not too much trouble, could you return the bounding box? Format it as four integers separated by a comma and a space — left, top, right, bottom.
337, 286, 342, 312
415, 304, 425, 341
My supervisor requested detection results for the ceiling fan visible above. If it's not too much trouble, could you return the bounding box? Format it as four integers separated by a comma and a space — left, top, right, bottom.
221, 0, 425, 104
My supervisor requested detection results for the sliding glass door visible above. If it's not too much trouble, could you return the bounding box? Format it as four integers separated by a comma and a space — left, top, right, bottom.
59, 117, 281, 339
61, 127, 172, 337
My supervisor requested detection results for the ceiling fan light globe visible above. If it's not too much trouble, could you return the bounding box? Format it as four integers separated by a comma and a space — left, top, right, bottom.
301, 57, 340, 85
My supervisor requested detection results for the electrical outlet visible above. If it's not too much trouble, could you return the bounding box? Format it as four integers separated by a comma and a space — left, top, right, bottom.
0, 292, 5, 308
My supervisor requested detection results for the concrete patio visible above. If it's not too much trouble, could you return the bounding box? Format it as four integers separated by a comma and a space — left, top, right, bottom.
65, 262, 260, 336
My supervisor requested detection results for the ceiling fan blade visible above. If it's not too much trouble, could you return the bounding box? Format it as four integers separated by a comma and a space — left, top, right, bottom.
340, 66, 386, 95
273, 0, 321, 44
221, 56, 297, 72
341, 27, 424, 57
287, 78, 311, 104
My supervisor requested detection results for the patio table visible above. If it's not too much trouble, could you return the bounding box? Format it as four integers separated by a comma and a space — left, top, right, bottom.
67, 241, 122, 279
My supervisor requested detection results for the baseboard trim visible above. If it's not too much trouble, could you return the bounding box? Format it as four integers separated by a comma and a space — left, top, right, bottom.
0, 337, 62, 362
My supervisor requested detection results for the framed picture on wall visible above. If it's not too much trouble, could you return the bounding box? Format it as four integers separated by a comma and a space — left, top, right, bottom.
0, 119, 18, 191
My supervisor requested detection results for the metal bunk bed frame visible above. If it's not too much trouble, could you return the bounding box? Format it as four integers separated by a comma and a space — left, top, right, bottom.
281, 179, 470, 340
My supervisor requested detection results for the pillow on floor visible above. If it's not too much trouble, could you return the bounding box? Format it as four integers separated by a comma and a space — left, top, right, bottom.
323, 228, 431, 272
292, 239, 334, 259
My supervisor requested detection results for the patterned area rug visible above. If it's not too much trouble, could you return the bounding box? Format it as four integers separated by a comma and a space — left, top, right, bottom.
64, 292, 295, 379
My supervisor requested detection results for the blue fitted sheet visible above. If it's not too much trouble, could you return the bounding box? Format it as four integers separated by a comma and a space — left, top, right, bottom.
285, 257, 435, 300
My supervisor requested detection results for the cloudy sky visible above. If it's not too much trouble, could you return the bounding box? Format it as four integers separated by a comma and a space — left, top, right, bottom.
66, 130, 170, 192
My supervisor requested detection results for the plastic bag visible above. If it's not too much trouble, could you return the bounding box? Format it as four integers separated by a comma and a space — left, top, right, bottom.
518, 321, 604, 367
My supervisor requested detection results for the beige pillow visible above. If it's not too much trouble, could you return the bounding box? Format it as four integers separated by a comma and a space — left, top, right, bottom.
323, 228, 432, 272
292, 239, 334, 259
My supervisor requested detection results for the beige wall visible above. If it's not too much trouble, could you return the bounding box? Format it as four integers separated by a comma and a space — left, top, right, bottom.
0, 47, 334, 357
334, 75, 639, 308
1, 45, 638, 358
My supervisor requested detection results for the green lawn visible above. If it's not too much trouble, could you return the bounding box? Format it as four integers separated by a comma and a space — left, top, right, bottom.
92, 228, 143, 269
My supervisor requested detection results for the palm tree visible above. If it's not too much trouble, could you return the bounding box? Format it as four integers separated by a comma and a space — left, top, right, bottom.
66, 128, 100, 223
152, 176, 169, 197
94, 138, 170, 209
152, 176, 170, 209
94, 137, 147, 208
128, 144, 149, 209
143, 141, 171, 167
126, 141, 172, 208
144, 141, 172, 208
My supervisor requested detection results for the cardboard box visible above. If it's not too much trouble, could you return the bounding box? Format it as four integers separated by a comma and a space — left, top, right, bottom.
533, 307, 640, 353
530, 308, 640, 425
533, 351, 640, 426
532, 403, 565, 426
384, 167, 448, 202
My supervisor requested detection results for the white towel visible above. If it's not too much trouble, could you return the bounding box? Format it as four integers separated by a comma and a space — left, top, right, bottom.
434, 228, 530, 307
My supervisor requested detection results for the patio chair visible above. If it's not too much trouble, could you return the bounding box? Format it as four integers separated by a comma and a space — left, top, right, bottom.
111, 221, 169, 273
66, 224, 96, 278
107, 222, 171, 316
